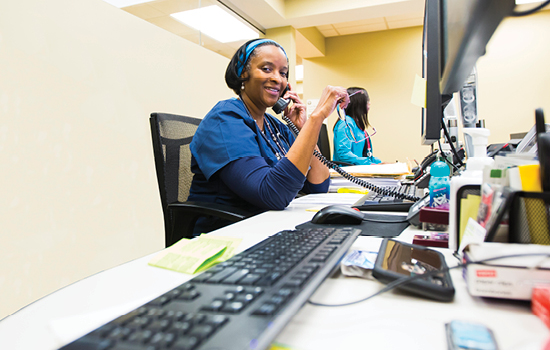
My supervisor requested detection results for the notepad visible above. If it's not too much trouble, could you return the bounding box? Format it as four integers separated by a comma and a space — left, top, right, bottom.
148, 235, 242, 274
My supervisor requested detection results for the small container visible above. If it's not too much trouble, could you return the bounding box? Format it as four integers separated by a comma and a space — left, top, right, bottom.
429, 159, 451, 209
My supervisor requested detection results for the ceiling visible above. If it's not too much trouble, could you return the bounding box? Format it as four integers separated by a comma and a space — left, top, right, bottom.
121, 0, 427, 59
119, 0, 546, 60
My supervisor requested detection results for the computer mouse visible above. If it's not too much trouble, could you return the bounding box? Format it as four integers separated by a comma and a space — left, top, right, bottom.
311, 205, 364, 225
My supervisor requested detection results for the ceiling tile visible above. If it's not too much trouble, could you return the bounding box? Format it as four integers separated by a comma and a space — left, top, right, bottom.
316, 24, 334, 31
387, 18, 423, 30
337, 22, 388, 35
333, 17, 385, 29
385, 13, 424, 22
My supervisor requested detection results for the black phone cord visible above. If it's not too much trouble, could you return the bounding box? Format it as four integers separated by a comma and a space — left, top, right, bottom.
281, 115, 421, 201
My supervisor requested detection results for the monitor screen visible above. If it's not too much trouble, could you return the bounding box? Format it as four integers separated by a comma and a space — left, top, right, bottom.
420, 0, 444, 145
439, 0, 515, 95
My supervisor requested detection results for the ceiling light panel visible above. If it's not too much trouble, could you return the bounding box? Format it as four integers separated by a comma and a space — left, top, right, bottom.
171, 5, 259, 43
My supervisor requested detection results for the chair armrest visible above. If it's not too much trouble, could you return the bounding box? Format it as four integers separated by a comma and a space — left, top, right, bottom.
168, 201, 253, 221
165, 201, 255, 245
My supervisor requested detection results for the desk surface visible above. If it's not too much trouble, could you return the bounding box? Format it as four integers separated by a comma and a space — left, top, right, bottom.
1, 194, 548, 350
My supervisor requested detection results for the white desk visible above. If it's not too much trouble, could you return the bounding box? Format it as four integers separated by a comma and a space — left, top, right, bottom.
1, 195, 548, 350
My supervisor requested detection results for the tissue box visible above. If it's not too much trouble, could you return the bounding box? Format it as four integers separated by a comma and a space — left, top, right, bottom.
463, 243, 550, 300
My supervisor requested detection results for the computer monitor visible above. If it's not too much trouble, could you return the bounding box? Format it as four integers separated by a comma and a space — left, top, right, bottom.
439, 0, 515, 95
421, 0, 516, 146
420, 0, 444, 146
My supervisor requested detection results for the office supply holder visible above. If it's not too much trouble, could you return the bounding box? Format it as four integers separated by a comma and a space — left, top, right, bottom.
485, 191, 550, 245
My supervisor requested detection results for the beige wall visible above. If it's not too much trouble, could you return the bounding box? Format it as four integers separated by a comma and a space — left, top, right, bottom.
303, 10, 550, 164
0, 0, 232, 319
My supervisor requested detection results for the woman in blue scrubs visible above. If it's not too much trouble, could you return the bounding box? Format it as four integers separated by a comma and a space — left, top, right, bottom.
188, 38, 350, 234
333, 87, 382, 165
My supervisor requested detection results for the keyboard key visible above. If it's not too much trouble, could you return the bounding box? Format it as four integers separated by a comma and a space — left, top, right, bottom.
172, 335, 200, 350
222, 269, 249, 284
203, 315, 229, 329
200, 299, 224, 312
170, 321, 192, 334
177, 290, 200, 301
206, 267, 238, 283
252, 303, 277, 316
188, 324, 215, 340
239, 273, 261, 285
221, 301, 245, 313
61, 338, 112, 350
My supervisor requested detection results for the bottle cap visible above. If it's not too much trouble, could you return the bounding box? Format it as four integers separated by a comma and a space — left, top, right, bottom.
431, 160, 450, 177
490, 169, 502, 178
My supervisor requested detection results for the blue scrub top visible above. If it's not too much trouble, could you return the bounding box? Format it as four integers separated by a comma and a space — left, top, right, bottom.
333, 116, 381, 165
189, 97, 300, 212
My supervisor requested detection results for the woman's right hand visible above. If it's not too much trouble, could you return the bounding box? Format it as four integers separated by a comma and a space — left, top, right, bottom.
310, 85, 350, 121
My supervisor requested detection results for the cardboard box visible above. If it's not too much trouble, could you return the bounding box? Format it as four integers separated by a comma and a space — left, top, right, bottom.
463, 243, 550, 300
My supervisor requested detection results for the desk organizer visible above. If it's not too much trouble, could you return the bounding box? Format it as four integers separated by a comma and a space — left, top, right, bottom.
486, 191, 550, 245
508, 191, 550, 245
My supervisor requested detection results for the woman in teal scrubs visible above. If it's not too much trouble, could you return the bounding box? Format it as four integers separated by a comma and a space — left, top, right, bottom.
333, 87, 382, 165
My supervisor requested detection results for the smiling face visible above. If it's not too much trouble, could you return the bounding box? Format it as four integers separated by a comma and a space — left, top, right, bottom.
241, 44, 288, 117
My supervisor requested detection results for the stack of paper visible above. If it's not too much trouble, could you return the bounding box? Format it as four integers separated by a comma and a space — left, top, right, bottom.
330, 162, 411, 178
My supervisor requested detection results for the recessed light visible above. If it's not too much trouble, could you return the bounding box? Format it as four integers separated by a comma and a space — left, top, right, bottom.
171, 5, 259, 43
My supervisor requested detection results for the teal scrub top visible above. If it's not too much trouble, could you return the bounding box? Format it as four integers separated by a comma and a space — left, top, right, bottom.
333, 115, 381, 165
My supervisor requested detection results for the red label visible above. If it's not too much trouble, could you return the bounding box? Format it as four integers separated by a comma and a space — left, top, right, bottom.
476, 270, 497, 278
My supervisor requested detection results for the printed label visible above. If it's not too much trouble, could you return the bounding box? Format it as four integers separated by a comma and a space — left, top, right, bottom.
476, 270, 497, 278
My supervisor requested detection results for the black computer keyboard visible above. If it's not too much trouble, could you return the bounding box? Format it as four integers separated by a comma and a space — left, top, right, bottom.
59, 227, 361, 350
353, 183, 419, 212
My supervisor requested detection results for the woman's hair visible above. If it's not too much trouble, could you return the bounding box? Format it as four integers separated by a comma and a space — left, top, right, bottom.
225, 38, 288, 95
340, 87, 370, 131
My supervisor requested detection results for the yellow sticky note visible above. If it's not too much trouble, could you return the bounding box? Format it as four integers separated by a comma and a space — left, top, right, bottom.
148, 235, 242, 274
459, 194, 481, 244
337, 187, 369, 194
411, 74, 427, 108
195, 235, 243, 273
518, 164, 542, 192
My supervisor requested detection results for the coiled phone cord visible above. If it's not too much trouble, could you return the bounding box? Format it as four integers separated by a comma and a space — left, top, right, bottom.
281, 115, 421, 202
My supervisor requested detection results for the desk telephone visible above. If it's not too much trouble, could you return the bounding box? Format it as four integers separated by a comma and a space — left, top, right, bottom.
273, 89, 420, 203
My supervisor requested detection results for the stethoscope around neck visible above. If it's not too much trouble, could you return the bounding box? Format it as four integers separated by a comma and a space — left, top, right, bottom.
239, 96, 290, 161
364, 130, 373, 157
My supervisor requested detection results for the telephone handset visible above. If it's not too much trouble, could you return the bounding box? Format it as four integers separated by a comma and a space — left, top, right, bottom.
272, 85, 290, 114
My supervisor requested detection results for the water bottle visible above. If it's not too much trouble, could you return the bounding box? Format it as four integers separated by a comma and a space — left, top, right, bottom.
429, 159, 451, 209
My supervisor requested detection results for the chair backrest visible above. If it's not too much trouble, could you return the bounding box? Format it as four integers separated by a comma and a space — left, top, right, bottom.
317, 123, 332, 160
150, 112, 201, 239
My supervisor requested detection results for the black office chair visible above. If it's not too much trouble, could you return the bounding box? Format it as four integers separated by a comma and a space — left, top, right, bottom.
150, 112, 253, 247
317, 123, 353, 167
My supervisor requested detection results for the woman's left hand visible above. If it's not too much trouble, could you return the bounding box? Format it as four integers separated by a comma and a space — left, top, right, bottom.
283, 90, 307, 130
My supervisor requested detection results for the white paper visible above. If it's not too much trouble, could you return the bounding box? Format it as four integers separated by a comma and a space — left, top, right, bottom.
458, 217, 487, 253
332, 163, 410, 176
290, 193, 365, 206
